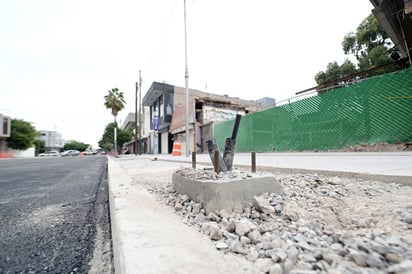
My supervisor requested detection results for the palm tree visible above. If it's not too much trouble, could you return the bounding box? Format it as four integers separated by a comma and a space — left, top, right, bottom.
104, 88, 126, 153
104, 88, 126, 124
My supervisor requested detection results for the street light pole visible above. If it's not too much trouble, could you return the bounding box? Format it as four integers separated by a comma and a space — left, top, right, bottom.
135, 82, 138, 155
114, 127, 117, 154
184, 0, 190, 157
47, 131, 51, 151
138, 70, 142, 155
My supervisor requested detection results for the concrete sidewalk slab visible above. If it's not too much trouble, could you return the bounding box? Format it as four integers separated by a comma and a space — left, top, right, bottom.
152, 152, 412, 185
108, 157, 257, 274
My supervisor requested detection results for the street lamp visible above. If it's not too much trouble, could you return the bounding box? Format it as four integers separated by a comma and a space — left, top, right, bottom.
184, 0, 190, 157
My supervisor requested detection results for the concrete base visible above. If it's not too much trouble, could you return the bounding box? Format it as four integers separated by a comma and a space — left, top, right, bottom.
172, 172, 283, 214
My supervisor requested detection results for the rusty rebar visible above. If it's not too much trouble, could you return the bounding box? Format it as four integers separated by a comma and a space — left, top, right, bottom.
251, 151, 256, 173
192, 151, 196, 169
214, 150, 220, 174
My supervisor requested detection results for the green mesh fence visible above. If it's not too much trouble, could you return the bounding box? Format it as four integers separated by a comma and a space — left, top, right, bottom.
214, 67, 412, 152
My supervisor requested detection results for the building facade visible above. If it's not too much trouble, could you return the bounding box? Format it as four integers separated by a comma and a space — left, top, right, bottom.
256, 97, 276, 108
142, 82, 261, 155
38, 130, 64, 151
142, 82, 175, 154
0, 113, 11, 153
120, 108, 150, 154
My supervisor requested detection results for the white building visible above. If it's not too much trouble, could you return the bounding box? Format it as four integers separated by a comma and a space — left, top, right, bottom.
38, 130, 64, 151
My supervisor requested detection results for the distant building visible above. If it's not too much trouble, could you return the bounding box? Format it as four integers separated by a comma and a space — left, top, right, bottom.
120, 108, 150, 154
0, 113, 11, 153
120, 112, 136, 132
256, 97, 276, 108
38, 130, 64, 151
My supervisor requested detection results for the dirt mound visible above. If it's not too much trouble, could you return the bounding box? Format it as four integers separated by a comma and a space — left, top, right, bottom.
330, 142, 412, 152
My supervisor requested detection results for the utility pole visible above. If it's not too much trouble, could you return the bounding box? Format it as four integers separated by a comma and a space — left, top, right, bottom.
47, 131, 50, 151
135, 81, 138, 155
114, 127, 117, 154
193, 100, 196, 153
138, 70, 142, 155
184, 0, 190, 157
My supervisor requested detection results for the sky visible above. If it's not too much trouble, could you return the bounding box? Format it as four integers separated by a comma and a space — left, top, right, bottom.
0, 0, 375, 148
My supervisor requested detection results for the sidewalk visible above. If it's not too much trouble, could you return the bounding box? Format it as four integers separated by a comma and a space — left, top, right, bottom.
144, 151, 412, 185
108, 152, 412, 273
108, 156, 259, 274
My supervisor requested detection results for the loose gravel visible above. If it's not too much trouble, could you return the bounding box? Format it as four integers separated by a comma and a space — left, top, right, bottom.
146, 168, 412, 274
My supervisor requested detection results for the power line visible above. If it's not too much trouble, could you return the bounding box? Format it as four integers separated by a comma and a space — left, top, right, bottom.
143, 0, 179, 76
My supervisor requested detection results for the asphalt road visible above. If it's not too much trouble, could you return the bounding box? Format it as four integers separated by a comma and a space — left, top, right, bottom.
0, 156, 113, 274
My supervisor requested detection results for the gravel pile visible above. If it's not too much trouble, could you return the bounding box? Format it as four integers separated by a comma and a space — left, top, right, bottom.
147, 168, 412, 274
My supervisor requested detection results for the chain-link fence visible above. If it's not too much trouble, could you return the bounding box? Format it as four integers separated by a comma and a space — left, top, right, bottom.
214, 67, 412, 152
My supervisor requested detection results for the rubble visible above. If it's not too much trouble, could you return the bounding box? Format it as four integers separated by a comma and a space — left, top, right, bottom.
174, 167, 260, 181
148, 170, 412, 273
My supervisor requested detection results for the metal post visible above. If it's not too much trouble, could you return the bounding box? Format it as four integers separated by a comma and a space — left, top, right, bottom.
251, 151, 256, 173
47, 131, 50, 151
114, 127, 117, 154
214, 149, 220, 174
206, 139, 228, 172
193, 100, 196, 153
138, 70, 142, 155
135, 82, 138, 155
184, 0, 190, 157
223, 114, 241, 171
192, 151, 196, 169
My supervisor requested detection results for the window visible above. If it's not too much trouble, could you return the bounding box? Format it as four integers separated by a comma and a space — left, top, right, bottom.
153, 101, 158, 113
165, 92, 173, 115
159, 95, 164, 119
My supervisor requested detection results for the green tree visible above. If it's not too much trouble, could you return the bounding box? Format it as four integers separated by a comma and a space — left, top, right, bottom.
342, 14, 390, 62
7, 119, 37, 150
315, 14, 395, 87
104, 88, 126, 124
104, 87, 126, 153
64, 141, 88, 152
98, 122, 132, 152
357, 45, 393, 71
342, 14, 393, 72
34, 139, 45, 155
315, 59, 357, 86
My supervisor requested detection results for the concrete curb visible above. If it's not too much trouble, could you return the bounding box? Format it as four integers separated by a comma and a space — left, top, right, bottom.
108, 157, 128, 274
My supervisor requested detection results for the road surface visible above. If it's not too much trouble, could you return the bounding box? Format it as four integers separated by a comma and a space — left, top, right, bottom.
0, 156, 112, 273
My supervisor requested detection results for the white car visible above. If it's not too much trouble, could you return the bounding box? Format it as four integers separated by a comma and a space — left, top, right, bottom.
60, 150, 80, 157
39, 150, 60, 157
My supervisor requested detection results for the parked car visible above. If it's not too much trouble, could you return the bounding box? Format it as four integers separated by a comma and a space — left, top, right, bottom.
83, 150, 97, 155
60, 150, 80, 157
39, 150, 60, 157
